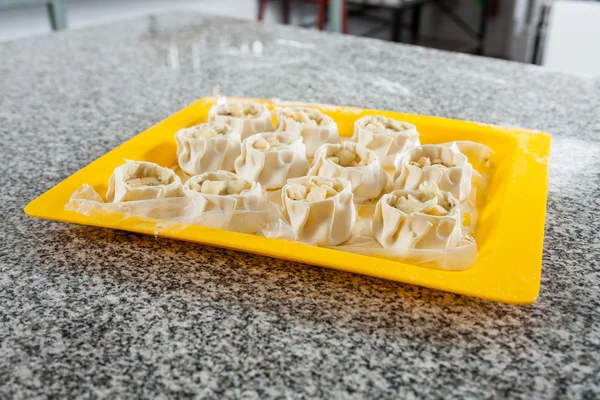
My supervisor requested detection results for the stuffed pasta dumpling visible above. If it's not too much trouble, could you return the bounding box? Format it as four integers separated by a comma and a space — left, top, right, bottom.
307, 142, 387, 200
175, 122, 241, 175
352, 115, 419, 167
373, 183, 461, 250
106, 160, 184, 203
282, 176, 355, 246
276, 107, 340, 157
393, 144, 473, 202
234, 131, 309, 190
183, 170, 264, 233
208, 101, 273, 140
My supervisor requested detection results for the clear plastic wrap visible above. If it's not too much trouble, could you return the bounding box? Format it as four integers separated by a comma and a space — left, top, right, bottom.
65, 126, 490, 271
257, 192, 477, 271
66, 177, 269, 235
67, 184, 201, 232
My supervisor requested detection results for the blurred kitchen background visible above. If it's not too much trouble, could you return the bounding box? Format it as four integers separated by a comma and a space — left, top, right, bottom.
0, 0, 598, 76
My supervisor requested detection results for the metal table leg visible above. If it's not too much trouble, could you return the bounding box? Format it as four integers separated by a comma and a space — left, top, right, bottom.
329, 0, 343, 32
47, 0, 67, 30
392, 8, 403, 42
476, 0, 488, 54
411, 4, 422, 43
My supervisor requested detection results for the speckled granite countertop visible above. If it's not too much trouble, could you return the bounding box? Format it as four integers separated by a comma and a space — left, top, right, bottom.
1, 12, 599, 399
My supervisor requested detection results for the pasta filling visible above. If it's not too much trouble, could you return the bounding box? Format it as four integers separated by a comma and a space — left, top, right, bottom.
188, 177, 250, 195
287, 177, 342, 202
282, 109, 328, 127
363, 117, 410, 132
393, 184, 453, 216
220, 103, 262, 118
124, 170, 174, 188
253, 135, 287, 151
327, 148, 372, 167
125, 177, 165, 187
409, 156, 454, 169
185, 123, 231, 139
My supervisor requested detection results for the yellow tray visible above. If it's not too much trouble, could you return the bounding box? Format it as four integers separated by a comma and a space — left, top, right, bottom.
24, 97, 551, 304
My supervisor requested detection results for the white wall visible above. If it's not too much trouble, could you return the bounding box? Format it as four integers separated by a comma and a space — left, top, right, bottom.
542, 0, 600, 76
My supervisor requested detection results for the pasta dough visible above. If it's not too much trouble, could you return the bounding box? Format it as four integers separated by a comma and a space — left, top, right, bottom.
175, 122, 241, 175
393, 144, 473, 202
106, 160, 184, 202
235, 131, 309, 190
282, 176, 355, 246
183, 170, 264, 233
373, 184, 461, 250
307, 142, 388, 200
208, 101, 274, 140
276, 107, 340, 157
352, 115, 420, 167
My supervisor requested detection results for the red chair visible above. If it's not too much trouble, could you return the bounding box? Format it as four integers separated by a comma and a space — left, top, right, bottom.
257, 0, 349, 33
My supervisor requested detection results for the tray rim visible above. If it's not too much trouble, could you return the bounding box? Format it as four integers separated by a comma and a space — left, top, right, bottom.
24, 96, 552, 305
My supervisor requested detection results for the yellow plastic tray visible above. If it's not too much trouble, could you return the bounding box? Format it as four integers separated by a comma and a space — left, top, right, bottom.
24, 97, 551, 304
